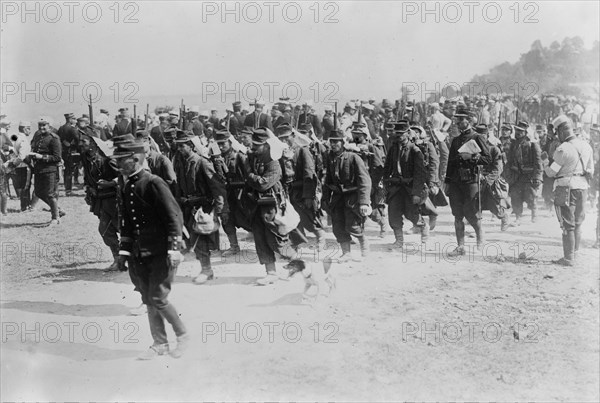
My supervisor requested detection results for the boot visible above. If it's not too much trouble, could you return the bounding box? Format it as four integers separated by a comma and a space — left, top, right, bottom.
420, 223, 430, 243
169, 333, 190, 359
500, 215, 509, 231
315, 229, 326, 250
193, 254, 214, 284
378, 219, 389, 238
472, 219, 484, 250
104, 256, 120, 272
554, 232, 575, 266
339, 241, 352, 261
429, 215, 437, 231
222, 231, 240, 257
389, 229, 404, 250
448, 220, 466, 256
531, 208, 537, 223
574, 225, 582, 259
357, 236, 369, 258
0, 194, 7, 216
256, 262, 278, 285
510, 215, 521, 227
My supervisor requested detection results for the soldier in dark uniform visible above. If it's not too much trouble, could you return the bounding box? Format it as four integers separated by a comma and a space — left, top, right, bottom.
297, 101, 323, 139
276, 124, 325, 249
112, 141, 188, 359
26, 119, 62, 225
136, 130, 177, 195
150, 113, 171, 157
541, 124, 561, 213
186, 109, 205, 139
172, 131, 228, 284
444, 106, 492, 255
57, 113, 79, 196
321, 105, 335, 141
505, 121, 543, 225
412, 125, 440, 231
78, 133, 120, 270
322, 128, 372, 260
245, 128, 295, 285
383, 121, 429, 248
214, 130, 250, 256
112, 108, 133, 137
476, 124, 510, 231
244, 100, 273, 131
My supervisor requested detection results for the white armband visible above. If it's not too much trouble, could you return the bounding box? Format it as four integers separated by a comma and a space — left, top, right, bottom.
550, 162, 562, 172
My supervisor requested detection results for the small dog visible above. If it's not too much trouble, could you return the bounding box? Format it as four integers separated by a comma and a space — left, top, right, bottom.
283, 259, 336, 302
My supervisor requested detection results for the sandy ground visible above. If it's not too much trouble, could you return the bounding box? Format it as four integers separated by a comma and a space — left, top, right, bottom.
1, 184, 599, 402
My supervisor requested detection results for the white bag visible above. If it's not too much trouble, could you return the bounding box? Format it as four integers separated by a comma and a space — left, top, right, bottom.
273, 196, 300, 235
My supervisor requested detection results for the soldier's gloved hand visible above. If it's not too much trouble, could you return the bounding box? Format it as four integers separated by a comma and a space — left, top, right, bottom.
359, 204, 372, 216
303, 198, 314, 209
168, 251, 184, 268
117, 255, 129, 272
220, 212, 229, 226
412, 196, 422, 205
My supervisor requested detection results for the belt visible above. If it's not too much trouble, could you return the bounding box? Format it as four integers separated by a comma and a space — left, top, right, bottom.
555, 173, 585, 179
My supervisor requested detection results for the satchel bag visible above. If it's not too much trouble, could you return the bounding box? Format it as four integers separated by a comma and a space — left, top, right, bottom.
272, 195, 300, 235
190, 208, 220, 235
553, 185, 570, 207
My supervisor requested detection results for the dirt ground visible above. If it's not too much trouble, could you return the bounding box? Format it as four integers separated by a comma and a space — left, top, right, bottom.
1, 184, 599, 402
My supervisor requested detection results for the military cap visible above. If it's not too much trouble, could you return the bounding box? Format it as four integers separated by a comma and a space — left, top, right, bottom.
500, 123, 513, 133
283, 105, 292, 112
169, 110, 180, 117
77, 116, 89, 123
362, 103, 374, 111
252, 127, 270, 144
215, 130, 232, 143
393, 120, 410, 133
64, 113, 75, 119
351, 125, 369, 137
232, 101, 242, 108
253, 99, 266, 108
135, 129, 150, 139
344, 102, 357, 109
240, 127, 254, 136
111, 140, 146, 159
328, 128, 345, 141
19, 121, 31, 127
513, 121, 529, 132
274, 123, 294, 138
474, 124, 489, 135
112, 134, 136, 146
302, 100, 313, 107
552, 115, 571, 129
454, 105, 470, 118
199, 110, 210, 118
100, 109, 109, 114
158, 113, 169, 121
324, 105, 333, 112
118, 107, 129, 113
38, 118, 50, 125
173, 130, 192, 143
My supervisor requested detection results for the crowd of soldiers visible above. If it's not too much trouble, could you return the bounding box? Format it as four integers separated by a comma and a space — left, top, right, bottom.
0, 93, 597, 358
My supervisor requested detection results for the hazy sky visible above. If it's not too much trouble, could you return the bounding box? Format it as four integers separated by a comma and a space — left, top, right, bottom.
1, 0, 599, 122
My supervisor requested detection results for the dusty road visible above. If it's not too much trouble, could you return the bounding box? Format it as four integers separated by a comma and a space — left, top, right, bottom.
1, 185, 598, 402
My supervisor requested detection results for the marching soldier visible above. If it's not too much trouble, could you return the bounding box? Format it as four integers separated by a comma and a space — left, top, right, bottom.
12, 121, 32, 211
78, 132, 120, 271
112, 108, 133, 137
150, 113, 171, 156
412, 125, 440, 231
186, 107, 205, 138
112, 140, 188, 360
322, 128, 372, 260
541, 124, 561, 213
276, 124, 325, 249
444, 106, 491, 254
244, 100, 273, 131
244, 128, 295, 285
136, 130, 177, 195
475, 124, 511, 231
26, 119, 63, 225
544, 115, 594, 266
383, 121, 429, 248
505, 121, 543, 225
57, 113, 79, 196
172, 131, 228, 284
297, 101, 323, 138
214, 130, 250, 256
321, 105, 335, 141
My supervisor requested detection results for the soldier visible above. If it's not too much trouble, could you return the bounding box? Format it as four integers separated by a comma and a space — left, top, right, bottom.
150, 113, 171, 156
214, 130, 250, 256
412, 125, 440, 231
444, 106, 491, 254
350, 124, 388, 237
244, 128, 295, 285
78, 133, 120, 271
475, 124, 510, 231
322, 105, 335, 141
112, 108, 133, 137
172, 131, 228, 284
26, 119, 63, 225
136, 130, 177, 195
362, 103, 378, 139
271, 105, 286, 130
541, 123, 561, 213
383, 121, 429, 248
276, 124, 325, 249
322, 128, 372, 260
186, 107, 205, 139
111, 140, 188, 359
505, 121, 543, 225
244, 99, 273, 131
340, 102, 369, 139
544, 115, 594, 266
297, 101, 323, 138
57, 113, 79, 196
238, 127, 254, 150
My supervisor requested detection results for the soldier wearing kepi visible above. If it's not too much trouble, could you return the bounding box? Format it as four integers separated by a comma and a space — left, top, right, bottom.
383, 121, 429, 249
172, 131, 228, 284
78, 132, 120, 271
505, 121, 543, 225
544, 115, 594, 266
112, 140, 188, 359
276, 123, 325, 250
444, 106, 491, 255
57, 113, 79, 196
322, 128, 372, 260
113, 108, 133, 137
215, 129, 251, 256
26, 119, 63, 225
136, 130, 177, 195
244, 99, 273, 131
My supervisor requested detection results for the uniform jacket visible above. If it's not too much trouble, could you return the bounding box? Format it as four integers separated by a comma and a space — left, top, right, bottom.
150, 125, 171, 156
113, 119, 133, 137
384, 140, 427, 198
29, 131, 62, 173
244, 112, 273, 131
323, 150, 371, 209
57, 123, 79, 157
445, 128, 491, 184
147, 150, 177, 194
280, 144, 317, 200
119, 169, 183, 257
81, 149, 119, 216
505, 136, 543, 184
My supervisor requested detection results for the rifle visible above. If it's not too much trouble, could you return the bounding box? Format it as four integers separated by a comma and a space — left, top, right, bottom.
180, 99, 185, 130
88, 94, 94, 127
144, 103, 149, 129
333, 102, 338, 130
357, 101, 362, 125
132, 104, 137, 134
411, 101, 415, 122
254, 98, 258, 129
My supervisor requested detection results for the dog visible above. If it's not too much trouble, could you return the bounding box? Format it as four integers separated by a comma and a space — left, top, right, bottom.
283, 259, 336, 302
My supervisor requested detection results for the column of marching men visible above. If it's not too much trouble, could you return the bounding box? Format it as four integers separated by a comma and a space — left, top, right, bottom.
0, 94, 598, 359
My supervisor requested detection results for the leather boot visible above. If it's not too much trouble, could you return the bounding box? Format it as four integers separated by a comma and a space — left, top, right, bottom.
339, 241, 352, 261
574, 225, 582, 258
222, 231, 240, 257
0, 194, 7, 215
420, 223, 430, 242
554, 232, 575, 266
357, 236, 369, 258
472, 219, 484, 250
388, 229, 404, 250
448, 219, 466, 256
